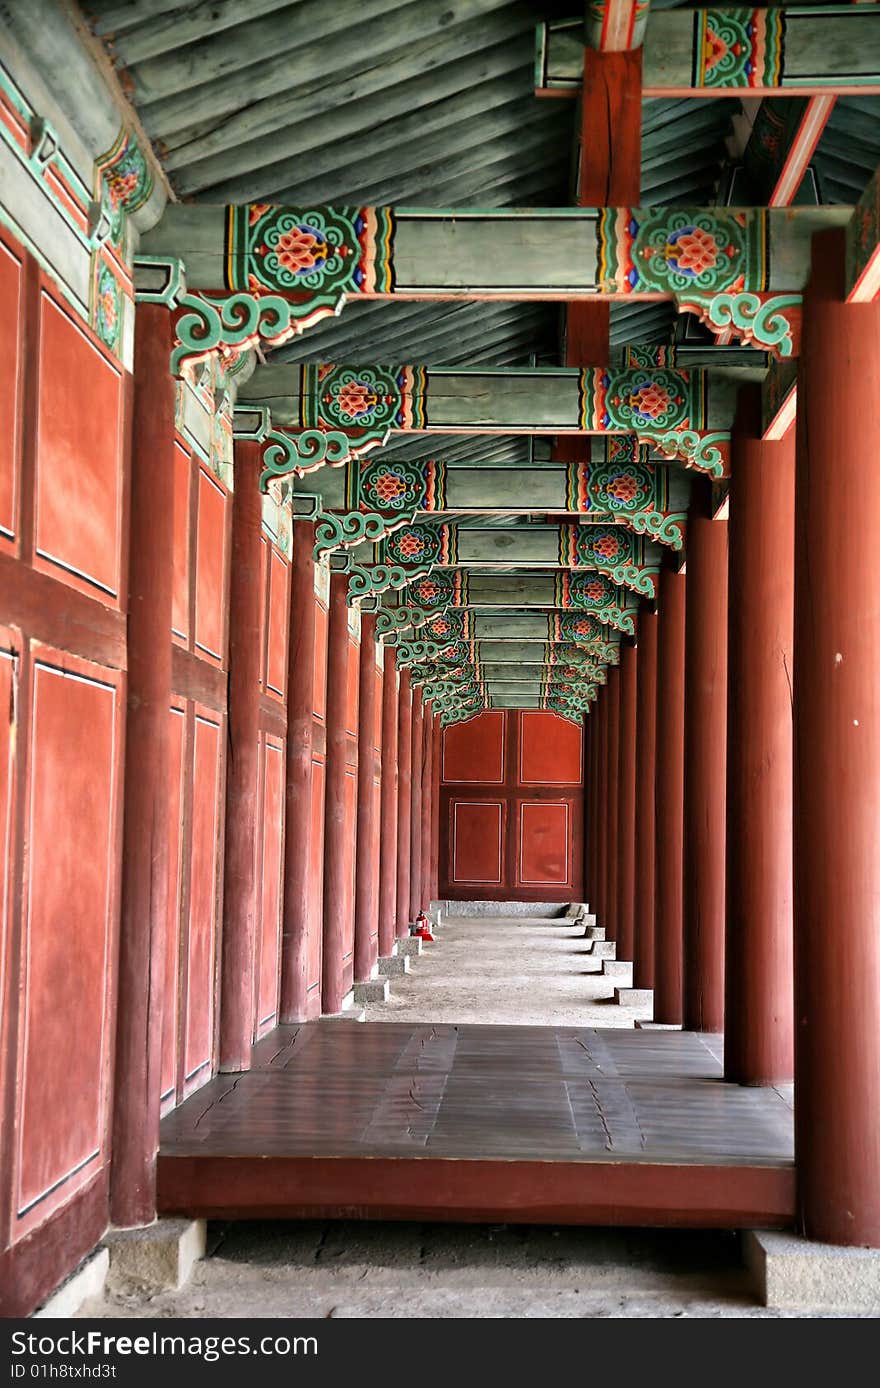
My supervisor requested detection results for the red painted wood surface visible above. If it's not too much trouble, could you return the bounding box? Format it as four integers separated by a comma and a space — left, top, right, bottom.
616, 643, 638, 962
409, 685, 423, 921
683, 487, 728, 1034
794, 231, 880, 1245
377, 648, 399, 957
255, 736, 284, 1035
603, 670, 620, 936
440, 711, 583, 901
634, 608, 658, 990
654, 565, 686, 1025
322, 574, 359, 1013
280, 527, 325, 1022
725, 388, 794, 1086
354, 615, 380, 983
395, 669, 412, 935
0, 226, 128, 1312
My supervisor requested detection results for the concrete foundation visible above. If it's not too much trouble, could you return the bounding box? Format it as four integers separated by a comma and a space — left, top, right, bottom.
602, 960, 633, 980
378, 954, 411, 977
353, 977, 390, 1004
396, 936, 423, 957
744, 1230, 880, 1313
104, 1219, 206, 1292
441, 900, 568, 918
34, 1248, 109, 1318
614, 987, 653, 1007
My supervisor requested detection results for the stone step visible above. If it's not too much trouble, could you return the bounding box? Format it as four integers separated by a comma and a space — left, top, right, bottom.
396, 936, 423, 957
353, 977, 390, 1004
583, 924, 605, 941
635, 1020, 682, 1030
602, 959, 633, 979
614, 987, 653, 1008
319, 1007, 367, 1022
378, 954, 410, 977
591, 941, 617, 960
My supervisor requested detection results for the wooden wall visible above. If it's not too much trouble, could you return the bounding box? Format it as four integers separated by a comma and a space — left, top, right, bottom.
0, 223, 128, 1311
440, 710, 584, 902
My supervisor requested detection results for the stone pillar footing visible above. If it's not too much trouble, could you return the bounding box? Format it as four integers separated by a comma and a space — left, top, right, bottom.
378, 954, 410, 977
104, 1219, 206, 1292
353, 977, 390, 1004
583, 924, 604, 940
602, 959, 632, 979
614, 987, 653, 1007
591, 941, 617, 960
396, 936, 423, 957
635, 1020, 682, 1030
319, 1007, 367, 1022
744, 1230, 880, 1312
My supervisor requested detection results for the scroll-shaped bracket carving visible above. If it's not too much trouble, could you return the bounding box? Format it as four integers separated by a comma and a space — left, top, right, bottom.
347, 561, 435, 601
675, 290, 802, 358
313, 507, 419, 559
170, 288, 346, 379
638, 429, 730, 478
260, 424, 389, 489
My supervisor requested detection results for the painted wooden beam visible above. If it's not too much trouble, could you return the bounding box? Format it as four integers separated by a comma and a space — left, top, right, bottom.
743, 95, 836, 206
585, 1, 651, 52
243, 362, 744, 480
142, 202, 850, 301
536, 8, 880, 97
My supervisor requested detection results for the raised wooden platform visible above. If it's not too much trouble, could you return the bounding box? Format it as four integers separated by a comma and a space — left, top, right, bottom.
158, 1023, 795, 1229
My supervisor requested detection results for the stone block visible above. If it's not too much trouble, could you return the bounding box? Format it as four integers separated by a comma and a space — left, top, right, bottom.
744, 1229, 880, 1313
353, 977, 390, 1003
614, 987, 653, 1008
636, 1020, 682, 1030
583, 924, 605, 941
104, 1219, 206, 1292
396, 936, 423, 957
591, 941, 617, 960
602, 959, 632, 979
319, 1007, 367, 1022
378, 954, 410, 976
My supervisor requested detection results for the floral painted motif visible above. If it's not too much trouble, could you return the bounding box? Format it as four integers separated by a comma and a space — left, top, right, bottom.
360, 458, 427, 512
226, 205, 395, 295
410, 573, 454, 608
695, 10, 784, 90
96, 129, 153, 240
602, 369, 690, 432
588, 459, 655, 513
597, 208, 766, 296
94, 261, 121, 352
308, 364, 425, 432
566, 573, 617, 610
580, 525, 634, 568
384, 523, 442, 566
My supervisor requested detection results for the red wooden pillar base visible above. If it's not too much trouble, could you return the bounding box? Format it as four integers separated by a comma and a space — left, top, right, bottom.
377, 647, 399, 958
218, 440, 263, 1071
683, 486, 728, 1034
654, 564, 686, 1025
794, 231, 880, 1246
634, 607, 658, 991
111, 304, 175, 1227
396, 668, 413, 937
725, 388, 794, 1086
354, 613, 379, 983
409, 685, 424, 922
616, 643, 637, 962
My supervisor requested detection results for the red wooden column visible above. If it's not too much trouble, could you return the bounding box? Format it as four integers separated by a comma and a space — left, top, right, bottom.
322, 570, 355, 1014
354, 613, 380, 983
582, 715, 591, 904
604, 666, 620, 941
409, 684, 424, 921
654, 564, 686, 1025
111, 304, 175, 1226
421, 705, 434, 913
794, 229, 880, 1246
218, 440, 263, 1071
594, 688, 608, 928
683, 483, 729, 1033
280, 521, 320, 1020
431, 716, 441, 903
396, 668, 413, 937
634, 606, 658, 990
616, 642, 638, 962
377, 645, 399, 958
725, 387, 795, 1085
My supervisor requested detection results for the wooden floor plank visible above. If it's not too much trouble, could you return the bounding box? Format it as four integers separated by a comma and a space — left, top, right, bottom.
158, 1022, 795, 1228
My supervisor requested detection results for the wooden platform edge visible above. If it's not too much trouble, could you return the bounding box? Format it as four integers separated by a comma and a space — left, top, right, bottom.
157, 1155, 795, 1229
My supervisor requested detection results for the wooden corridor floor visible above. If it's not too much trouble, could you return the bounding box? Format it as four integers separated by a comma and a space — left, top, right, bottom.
158, 1021, 796, 1229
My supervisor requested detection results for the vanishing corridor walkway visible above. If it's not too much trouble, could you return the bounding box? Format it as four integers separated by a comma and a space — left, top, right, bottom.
365, 912, 651, 1028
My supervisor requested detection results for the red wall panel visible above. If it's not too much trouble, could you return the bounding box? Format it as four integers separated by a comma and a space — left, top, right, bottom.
452, 800, 504, 884
313, 602, 328, 718
256, 737, 284, 1034
161, 705, 185, 1111
0, 237, 23, 548
171, 444, 191, 644
307, 760, 325, 999
183, 711, 221, 1092
518, 801, 571, 887
266, 549, 289, 700
34, 295, 123, 601
519, 710, 583, 785
194, 466, 227, 664
440, 711, 583, 902
443, 709, 506, 783
15, 654, 121, 1239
